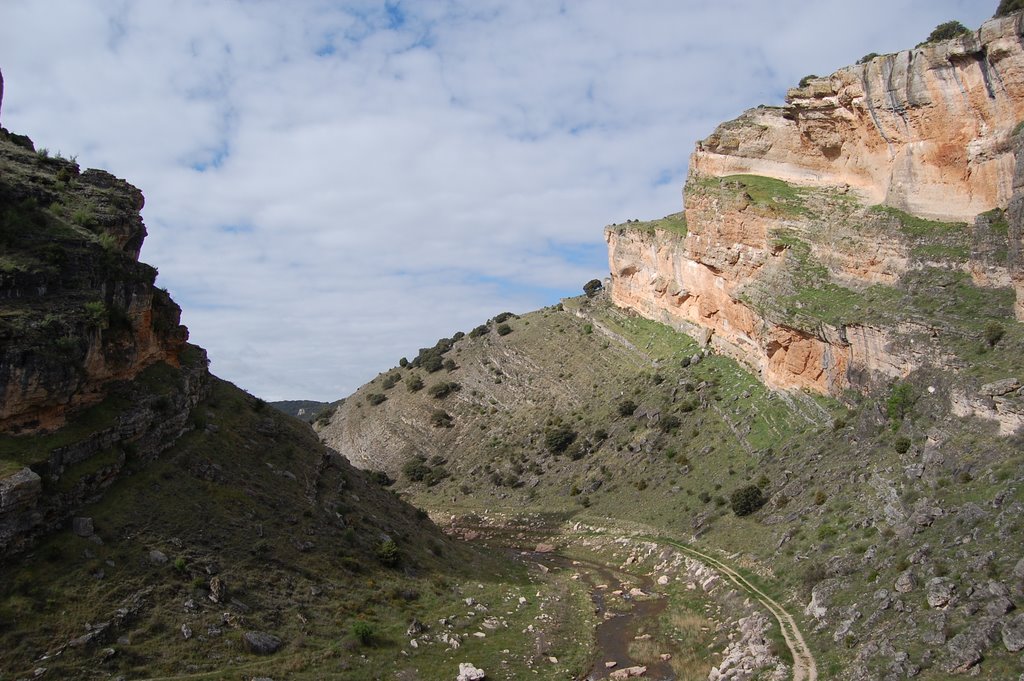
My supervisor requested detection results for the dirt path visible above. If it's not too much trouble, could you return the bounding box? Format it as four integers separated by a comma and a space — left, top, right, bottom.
653, 537, 818, 681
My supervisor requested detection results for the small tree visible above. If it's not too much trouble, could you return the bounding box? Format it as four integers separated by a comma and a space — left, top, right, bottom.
376, 539, 400, 567
924, 21, 970, 43
496, 323, 512, 336
730, 485, 766, 516
617, 399, 637, 417
985, 321, 1005, 348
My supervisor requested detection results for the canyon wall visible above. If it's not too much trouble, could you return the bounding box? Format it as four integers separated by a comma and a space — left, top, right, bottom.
607, 13, 1024, 404
693, 13, 1024, 222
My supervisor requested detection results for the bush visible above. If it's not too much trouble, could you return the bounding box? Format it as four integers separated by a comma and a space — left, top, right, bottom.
886, 382, 915, 422
496, 323, 512, 336
924, 20, 970, 44
429, 409, 454, 428
366, 393, 386, 406
583, 278, 603, 297
398, 357, 408, 368
730, 485, 766, 516
544, 425, 577, 453
469, 324, 490, 339
617, 399, 637, 417
798, 74, 818, 88
406, 374, 424, 392
894, 437, 912, 454
427, 381, 460, 399
421, 354, 444, 373
996, 0, 1024, 17
381, 372, 400, 390
367, 470, 394, 486
493, 312, 516, 324
857, 52, 880, 64
659, 415, 682, 433
377, 539, 400, 567
985, 321, 1005, 348
814, 490, 827, 505
352, 620, 376, 645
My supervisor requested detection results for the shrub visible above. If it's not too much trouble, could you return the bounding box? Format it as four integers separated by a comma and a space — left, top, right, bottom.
427, 381, 460, 399
366, 393, 386, 406
493, 312, 515, 324
421, 354, 444, 373
996, 0, 1024, 17
403, 456, 431, 482
583, 278, 603, 297
886, 382, 915, 422
429, 409, 454, 428
814, 490, 827, 505
406, 374, 424, 392
798, 74, 818, 88
173, 556, 187, 573
730, 485, 766, 516
377, 539, 400, 567
469, 324, 490, 339
496, 323, 512, 336
857, 52, 880, 64
924, 20, 970, 44
367, 470, 394, 486
985, 321, 1005, 348
83, 301, 107, 327
659, 415, 682, 433
617, 400, 637, 417
894, 437, 912, 454
544, 425, 577, 453
443, 358, 457, 371
352, 620, 376, 645
381, 372, 400, 390
398, 357, 408, 368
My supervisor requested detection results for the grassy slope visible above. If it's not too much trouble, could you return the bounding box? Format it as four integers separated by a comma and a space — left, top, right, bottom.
1, 374, 607, 680
320, 292, 1024, 679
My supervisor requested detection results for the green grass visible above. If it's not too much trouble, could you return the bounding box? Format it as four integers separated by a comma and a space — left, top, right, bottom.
870, 205, 966, 238
620, 211, 688, 237
699, 174, 808, 216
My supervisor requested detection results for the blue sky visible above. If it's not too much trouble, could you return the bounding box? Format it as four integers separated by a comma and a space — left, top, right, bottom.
0, 0, 995, 400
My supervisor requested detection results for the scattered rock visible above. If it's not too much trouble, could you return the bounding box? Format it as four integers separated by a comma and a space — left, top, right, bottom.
894, 570, 917, 593
657, 575, 669, 585
456, 662, 485, 681
605, 661, 617, 668
148, 550, 167, 566
609, 666, 647, 679
181, 623, 192, 640
242, 631, 281, 655
209, 576, 226, 604
535, 543, 555, 553
72, 517, 94, 537
407, 619, 426, 637
927, 577, 956, 609
1003, 613, 1024, 652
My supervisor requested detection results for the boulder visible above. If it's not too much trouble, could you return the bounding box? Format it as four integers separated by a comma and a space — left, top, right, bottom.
72, 517, 94, 538
209, 576, 226, 603
243, 631, 282, 655
609, 666, 647, 679
894, 571, 917, 593
1003, 613, 1024, 652
980, 378, 1021, 396
926, 577, 956, 609
456, 662, 485, 681
148, 550, 168, 566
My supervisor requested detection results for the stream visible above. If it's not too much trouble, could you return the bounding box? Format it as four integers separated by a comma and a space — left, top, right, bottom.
533, 552, 676, 681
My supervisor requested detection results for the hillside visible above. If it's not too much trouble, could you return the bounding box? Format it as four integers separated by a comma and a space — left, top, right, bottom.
316, 13, 1024, 680
0, 100, 592, 680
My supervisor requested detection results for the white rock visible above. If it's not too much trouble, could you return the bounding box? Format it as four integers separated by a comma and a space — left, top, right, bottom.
456, 662, 485, 681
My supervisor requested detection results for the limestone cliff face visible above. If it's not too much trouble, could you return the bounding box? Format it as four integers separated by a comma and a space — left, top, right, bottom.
694, 13, 1024, 222
0, 111, 208, 555
607, 13, 1024, 412
0, 128, 187, 433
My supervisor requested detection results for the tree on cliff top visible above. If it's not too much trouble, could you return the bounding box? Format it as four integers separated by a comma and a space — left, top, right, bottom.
923, 21, 970, 44
996, 0, 1024, 17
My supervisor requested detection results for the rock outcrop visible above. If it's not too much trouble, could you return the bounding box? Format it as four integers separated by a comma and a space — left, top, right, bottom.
0, 112, 208, 556
607, 13, 1024, 402
694, 14, 1024, 222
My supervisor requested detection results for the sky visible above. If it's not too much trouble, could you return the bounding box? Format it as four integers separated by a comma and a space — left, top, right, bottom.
0, 0, 995, 401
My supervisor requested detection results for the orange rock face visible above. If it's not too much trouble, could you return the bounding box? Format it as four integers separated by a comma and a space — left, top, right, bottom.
607, 14, 1024, 395
693, 14, 1024, 223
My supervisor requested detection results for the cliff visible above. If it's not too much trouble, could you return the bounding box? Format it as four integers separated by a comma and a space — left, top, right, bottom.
0, 118, 202, 555
606, 13, 1024, 429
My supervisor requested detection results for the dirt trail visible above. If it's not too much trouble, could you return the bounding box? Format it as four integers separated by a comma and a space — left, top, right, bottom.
655, 537, 818, 681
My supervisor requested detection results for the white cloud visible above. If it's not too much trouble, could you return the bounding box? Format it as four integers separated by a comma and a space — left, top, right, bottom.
0, 0, 996, 399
